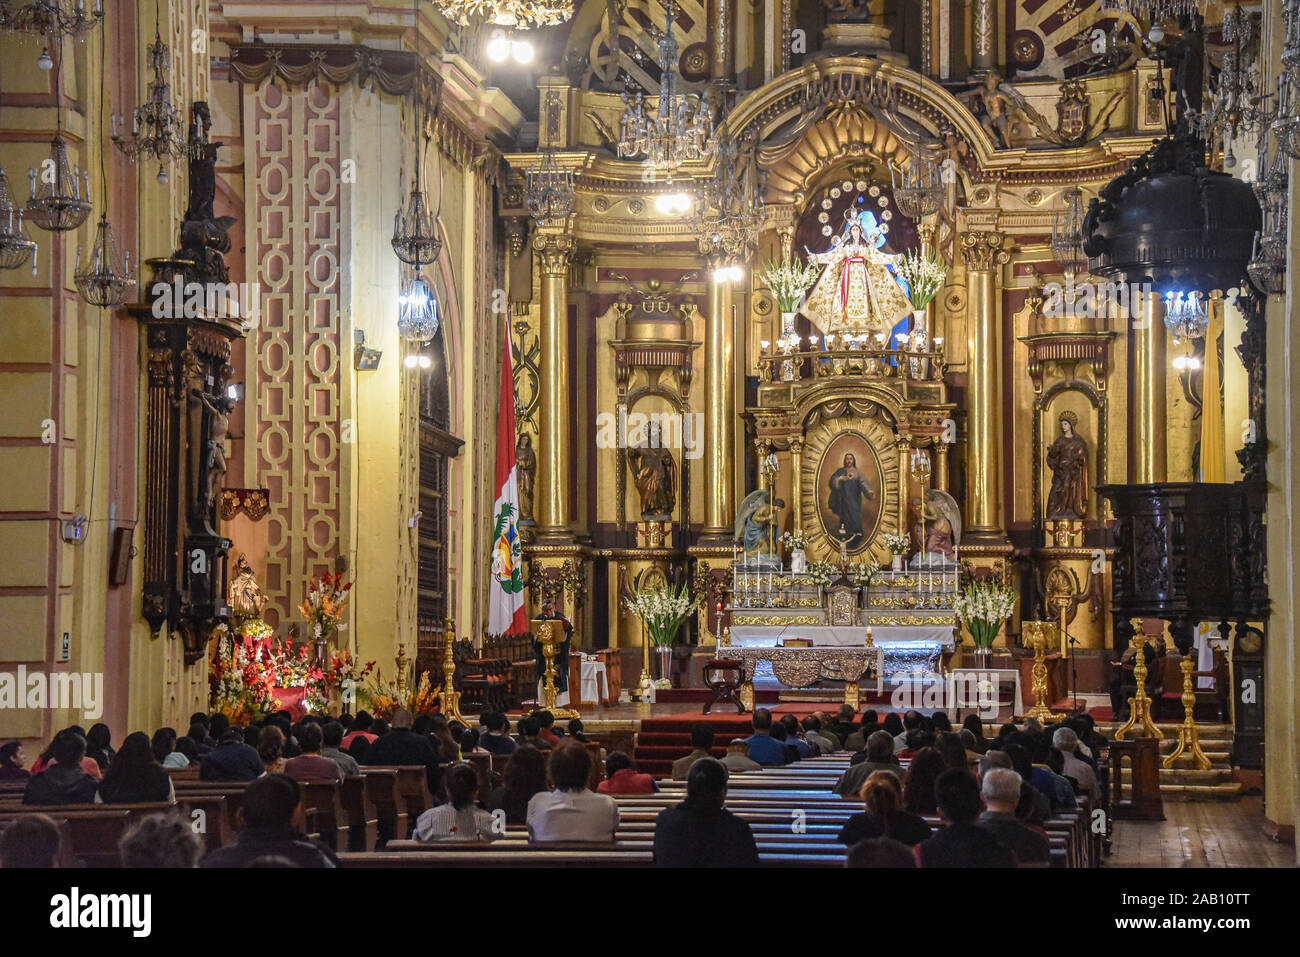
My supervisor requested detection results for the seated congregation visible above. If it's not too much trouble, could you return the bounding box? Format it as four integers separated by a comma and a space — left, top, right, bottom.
0, 704, 1104, 868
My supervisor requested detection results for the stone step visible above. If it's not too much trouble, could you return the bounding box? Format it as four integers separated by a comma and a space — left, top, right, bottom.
1159, 782, 1244, 800
1157, 767, 1234, 785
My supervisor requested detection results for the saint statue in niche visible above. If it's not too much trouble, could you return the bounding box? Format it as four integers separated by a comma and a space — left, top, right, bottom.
627, 422, 676, 521
802, 210, 911, 335
1045, 410, 1089, 520
228, 553, 268, 622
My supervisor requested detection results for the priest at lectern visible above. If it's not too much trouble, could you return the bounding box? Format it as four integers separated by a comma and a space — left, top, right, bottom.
534, 597, 573, 707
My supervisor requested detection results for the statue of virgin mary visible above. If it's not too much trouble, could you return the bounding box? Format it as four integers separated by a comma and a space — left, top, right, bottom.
802, 210, 912, 334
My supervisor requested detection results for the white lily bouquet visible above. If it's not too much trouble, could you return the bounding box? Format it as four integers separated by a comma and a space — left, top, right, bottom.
847, 560, 880, 588
805, 561, 837, 588
892, 249, 948, 311
623, 582, 701, 647
759, 253, 821, 313
953, 578, 1017, 650
882, 532, 912, 556
781, 529, 809, 552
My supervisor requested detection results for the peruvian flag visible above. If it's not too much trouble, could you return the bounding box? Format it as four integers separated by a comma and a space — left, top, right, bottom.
489, 329, 527, 636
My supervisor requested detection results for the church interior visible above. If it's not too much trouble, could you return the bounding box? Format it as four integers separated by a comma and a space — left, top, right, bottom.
1, 0, 1299, 883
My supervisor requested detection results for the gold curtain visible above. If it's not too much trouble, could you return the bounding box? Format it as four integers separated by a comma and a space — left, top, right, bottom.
1200, 299, 1225, 483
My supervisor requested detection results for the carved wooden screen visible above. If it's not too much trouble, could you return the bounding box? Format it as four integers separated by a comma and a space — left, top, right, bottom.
418, 329, 452, 627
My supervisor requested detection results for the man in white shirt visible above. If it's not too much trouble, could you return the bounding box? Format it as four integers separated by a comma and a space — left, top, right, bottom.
1052, 727, 1098, 801
526, 741, 619, 842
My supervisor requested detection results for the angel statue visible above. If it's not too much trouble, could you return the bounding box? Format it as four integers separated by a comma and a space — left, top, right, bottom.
957, 70, 1039, 149
910, 488, 962, 566
734, 489, 785, 570
801, 209, 912, 335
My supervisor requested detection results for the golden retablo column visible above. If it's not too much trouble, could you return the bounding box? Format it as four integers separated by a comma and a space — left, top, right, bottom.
960, 232, 1010, 538
535, 233, 575, 539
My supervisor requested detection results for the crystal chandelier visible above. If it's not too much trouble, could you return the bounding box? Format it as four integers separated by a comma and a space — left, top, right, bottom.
112, 18, 189, 184
427, 0, 574, 28
0, 0, 103, 37
1191, 8, 1266, 168
392, 0, 442, 268
1272, 0, 1300, 159
75, 22, 133, 308
1098, 0, 1197, 20
0, 162, 38, 273
890, 152, 942, 221
75, 213, 135, 307
524, 151, 575, 224
1163, 290, 1210, 341
26, 134, 91, 232
694, 128, 763, 264
397, 275, 439, 342
616, 0, 714, 184
1051, 186, 1089, 280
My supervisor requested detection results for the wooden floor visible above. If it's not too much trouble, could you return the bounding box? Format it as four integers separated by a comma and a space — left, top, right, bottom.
1109, 798, 1296, 867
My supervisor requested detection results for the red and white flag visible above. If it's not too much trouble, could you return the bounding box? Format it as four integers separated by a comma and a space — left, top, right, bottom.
489, 330, 527, 636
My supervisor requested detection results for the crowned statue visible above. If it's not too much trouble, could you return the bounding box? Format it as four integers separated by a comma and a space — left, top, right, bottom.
802, 209, 913, 335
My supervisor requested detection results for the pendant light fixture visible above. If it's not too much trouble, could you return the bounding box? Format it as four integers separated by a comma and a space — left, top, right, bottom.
75, 17, 135, 308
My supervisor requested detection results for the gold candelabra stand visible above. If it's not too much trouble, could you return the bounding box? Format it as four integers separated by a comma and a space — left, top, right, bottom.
1163, 654, 1211, 769
1023, 620, 1056, 721
1115, 618, 1163, 740
532, 618, 580, 718
441, 616, 466, 726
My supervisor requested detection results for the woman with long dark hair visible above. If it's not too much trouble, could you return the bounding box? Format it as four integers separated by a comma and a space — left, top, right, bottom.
961, 713, 989, 753
85, 724, 115, 770
97, 732, 174, 804
489, 744, 548, 825
902, 747, 947, 816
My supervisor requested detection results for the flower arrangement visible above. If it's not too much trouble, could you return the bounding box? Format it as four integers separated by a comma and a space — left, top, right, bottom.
324, 649, 376, 710
622, 582, 700, 646
882, 532, 913, 556
953, 578, 1018, 650
298, 569, 353, 643
759, 253, 821, 313
847, 559, 880, 588
781, 529, 809, 552
892, 249, 948, 311
805, 561, 837, 587
240, 619, 273, 643
209, 631, 373, 721
361, 663, 441, 719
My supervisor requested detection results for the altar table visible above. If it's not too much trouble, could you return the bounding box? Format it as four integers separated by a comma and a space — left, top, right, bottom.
725, 645, 884, 709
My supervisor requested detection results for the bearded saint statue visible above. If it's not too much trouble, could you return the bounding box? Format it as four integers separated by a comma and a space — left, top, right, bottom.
802, 210, 912, 335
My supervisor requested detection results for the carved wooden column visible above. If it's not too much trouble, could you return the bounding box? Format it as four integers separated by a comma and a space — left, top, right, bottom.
961, 231, 1010, 540
535, 232, 575, 540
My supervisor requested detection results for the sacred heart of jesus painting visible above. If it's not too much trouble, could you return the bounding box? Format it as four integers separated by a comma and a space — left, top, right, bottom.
815, 431, 885, 554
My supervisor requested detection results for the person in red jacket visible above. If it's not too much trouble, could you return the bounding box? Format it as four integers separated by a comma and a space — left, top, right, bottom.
596, 751, 658, 794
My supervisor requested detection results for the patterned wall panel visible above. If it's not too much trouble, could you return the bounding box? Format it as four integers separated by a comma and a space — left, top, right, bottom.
247, 81, 344, 629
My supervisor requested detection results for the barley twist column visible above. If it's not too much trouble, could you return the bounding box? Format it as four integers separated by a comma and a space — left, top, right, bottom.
960, 231, 1011, 539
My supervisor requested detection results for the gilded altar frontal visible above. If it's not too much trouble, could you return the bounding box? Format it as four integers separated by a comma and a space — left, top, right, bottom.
1, 0, 1299, 886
